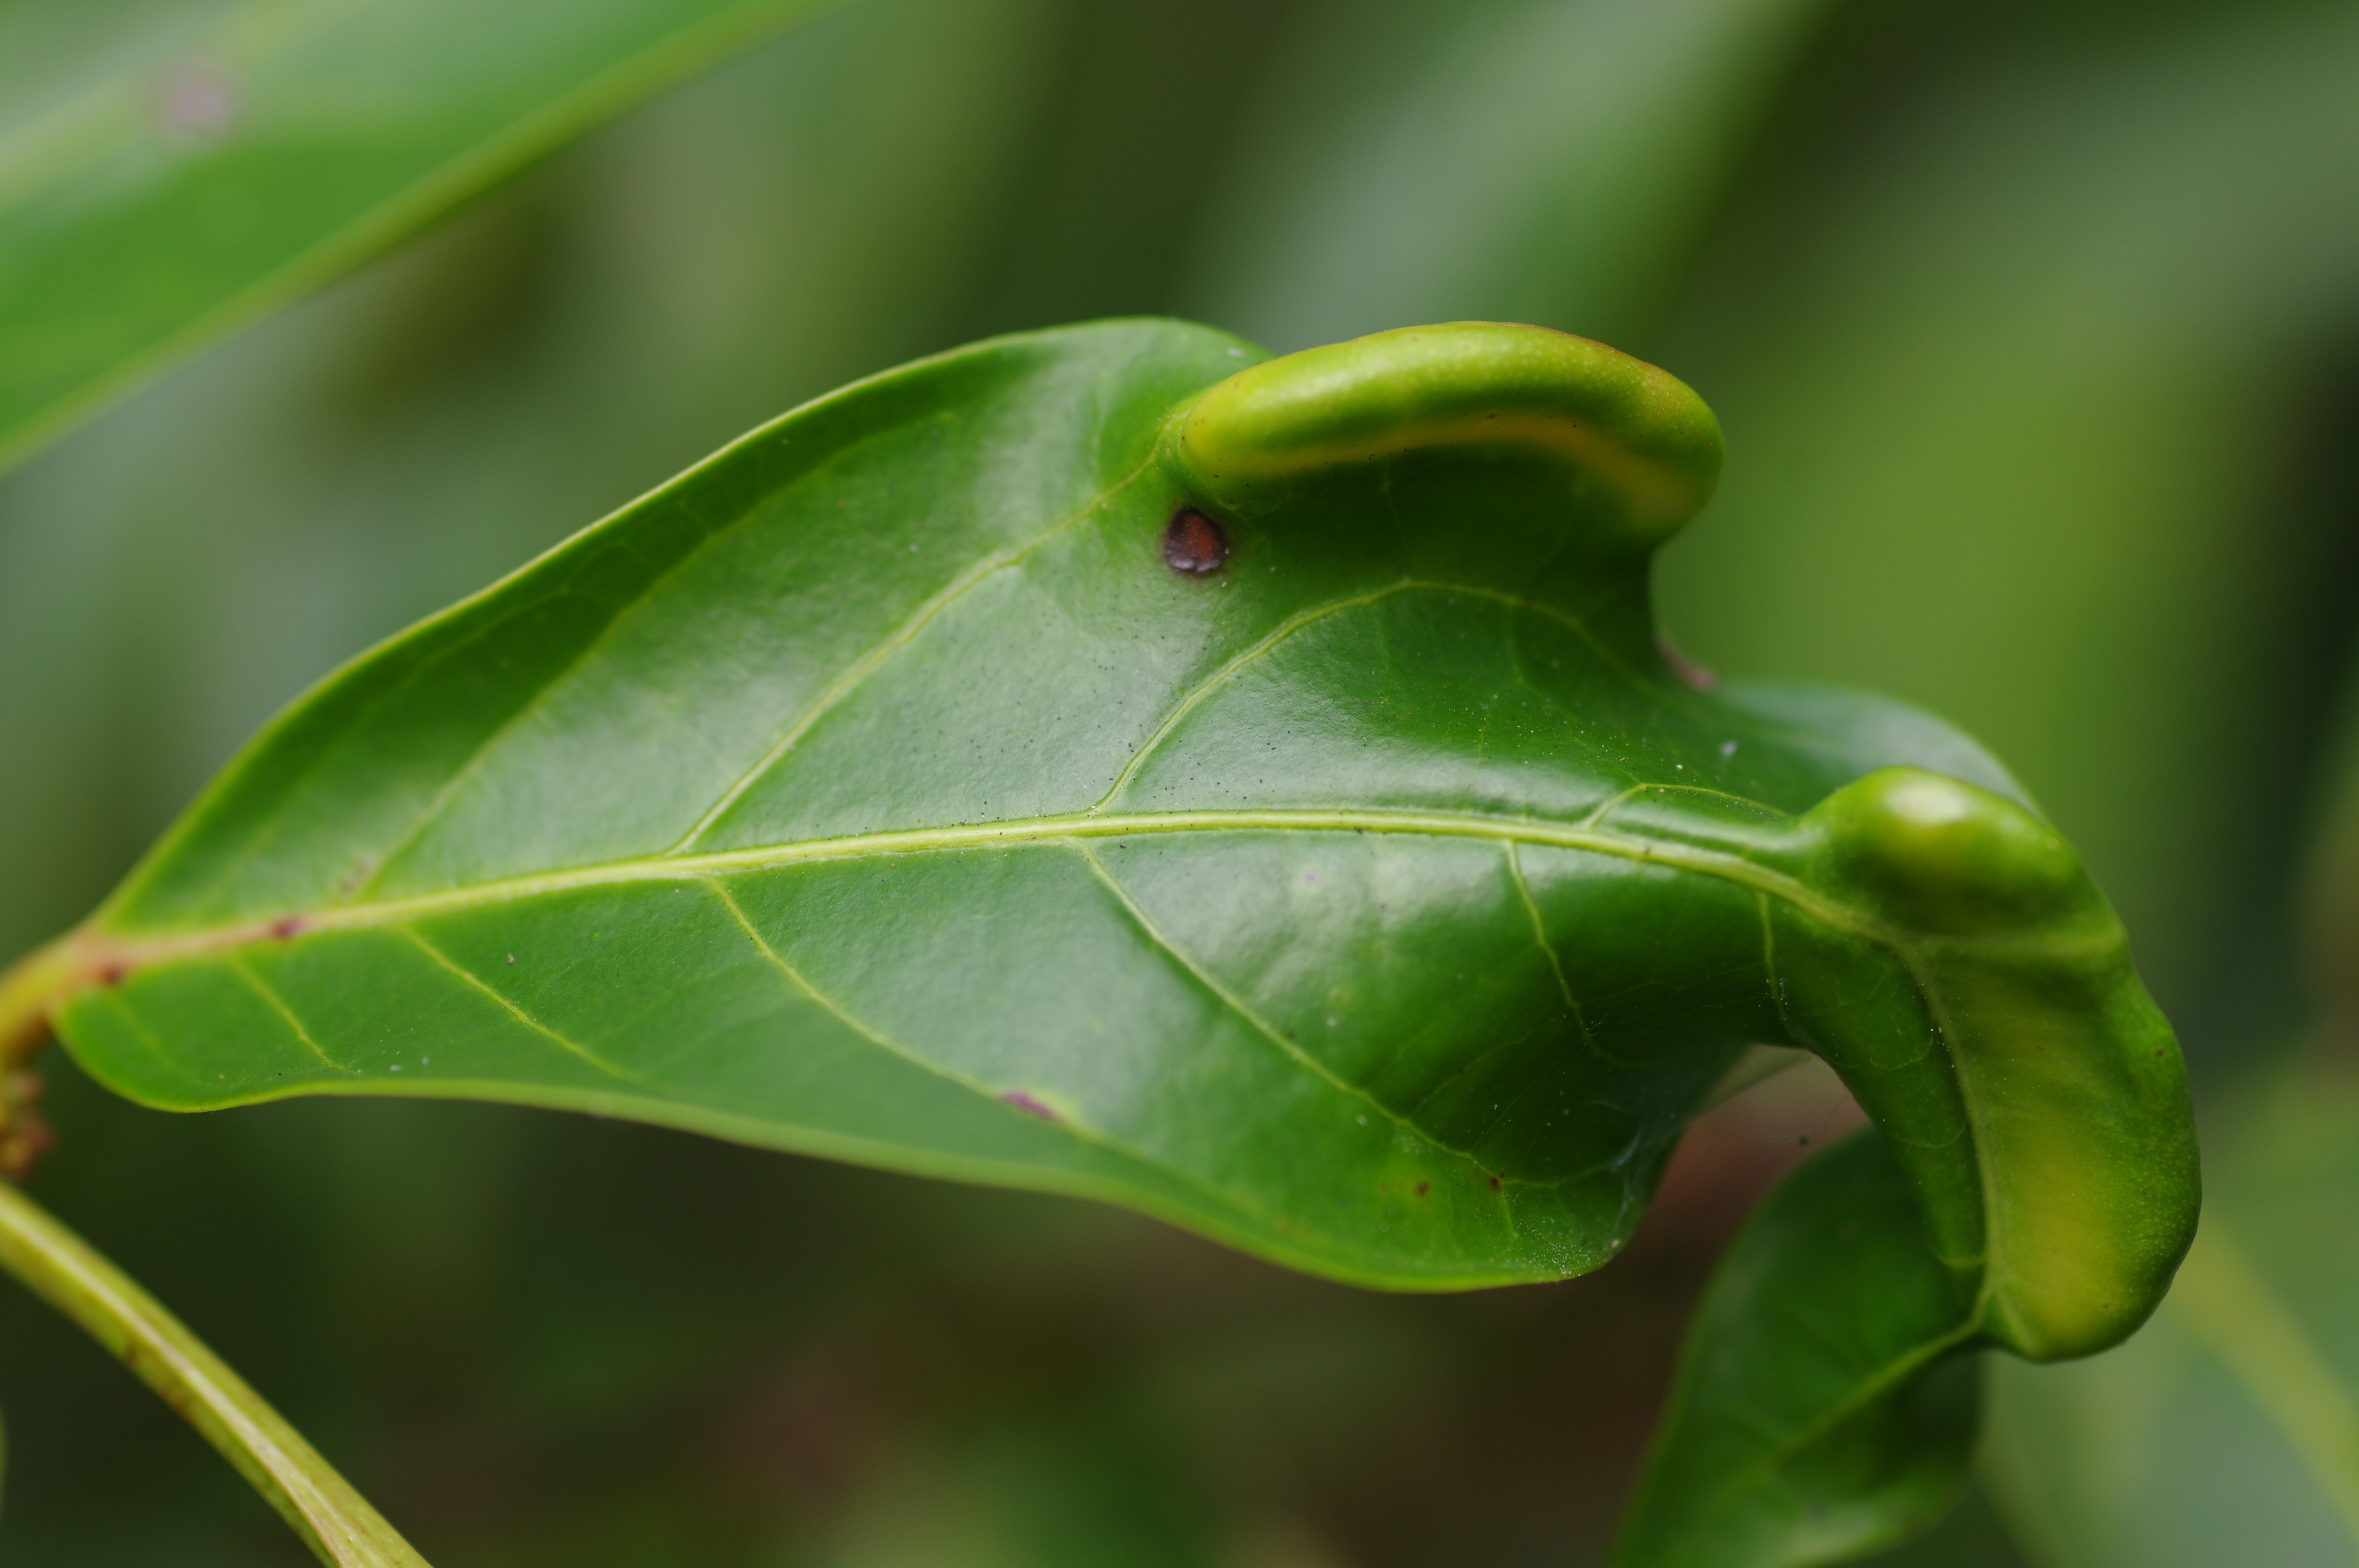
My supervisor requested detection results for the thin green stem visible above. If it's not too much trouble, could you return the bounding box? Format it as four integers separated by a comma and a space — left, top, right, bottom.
0, 1179, 431, 1567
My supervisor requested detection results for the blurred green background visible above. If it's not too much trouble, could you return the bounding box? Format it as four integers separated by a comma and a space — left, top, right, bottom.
3, 0, 2357, 1562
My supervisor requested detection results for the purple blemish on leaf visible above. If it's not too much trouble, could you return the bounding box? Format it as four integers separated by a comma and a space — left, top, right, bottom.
1657, 631, 1717, 691
1001, 1091, 1059, 1122
154, 60, 241, 146
1163, 508, 1228, 575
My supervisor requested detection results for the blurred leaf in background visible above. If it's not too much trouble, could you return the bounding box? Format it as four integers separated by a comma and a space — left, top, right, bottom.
0, 0, 842, 472
1183, 0, 1834, 352
4, 0, 2358, 1563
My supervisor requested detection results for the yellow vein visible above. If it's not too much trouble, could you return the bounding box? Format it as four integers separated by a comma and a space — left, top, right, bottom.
672, 454, 1163, 852
356, 541, 721, 896
1888, 934, 1993, 1271
1504, 840, 1594, 1047
90, 988, 176, 1074
1094, 578, 1659, 813
155, 390, 962, 917
702, 878, 985, 1095
1069, 841, 1494, 1176
1448, 581, 1658, 693
702, 875, 1311, 1235
1580, 780, 1790, 830
1398, 1027, 1535, 1177
1682, 1314, 1986, 1546
397, 928, 645, 1087
67, 807, 1910, 984
1468, 687, 1495, 800
1756, 891, 1796, 1042
1094, 581, 1419, 808
224, 956, 347, 1073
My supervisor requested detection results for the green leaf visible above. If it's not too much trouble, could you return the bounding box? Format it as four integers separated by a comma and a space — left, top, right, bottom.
0, 321, 2196, 1333
0, 0, 835, 473
1985, 1064, 2359, 1568
1614, 1127, 1981, 1568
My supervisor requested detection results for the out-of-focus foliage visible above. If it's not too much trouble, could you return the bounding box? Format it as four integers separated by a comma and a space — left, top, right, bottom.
0, 0, 837, 472
1188, 0, 1834, 352
2, 0, 2355, 1562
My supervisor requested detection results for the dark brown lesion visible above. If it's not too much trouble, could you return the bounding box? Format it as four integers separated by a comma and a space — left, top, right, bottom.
0, 935, 81, 1174
1163, 508, 1229, 576
0, 913, 308, 1176
0, 1068, 52, 1176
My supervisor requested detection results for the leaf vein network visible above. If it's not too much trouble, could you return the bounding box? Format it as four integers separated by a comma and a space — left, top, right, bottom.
700, 873, 1330, 1244
672, 452, 1163, 852
225, 956, 349, 1073
1069, 840, 1510, 1199
397, 926, 645, 1086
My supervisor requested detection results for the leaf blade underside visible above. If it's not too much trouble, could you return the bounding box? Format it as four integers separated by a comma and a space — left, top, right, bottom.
12, 319, 2194, 1308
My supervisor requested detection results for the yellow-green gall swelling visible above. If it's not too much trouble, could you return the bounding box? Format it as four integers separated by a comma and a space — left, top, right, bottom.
1792, 770, 2199, 1361
1153, 315, 2199, 1369
1813, 770, 2095, 937
1164, 321, 1723, 552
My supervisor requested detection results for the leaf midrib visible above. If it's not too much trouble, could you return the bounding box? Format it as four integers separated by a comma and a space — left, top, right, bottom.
85, 806, 1863, 962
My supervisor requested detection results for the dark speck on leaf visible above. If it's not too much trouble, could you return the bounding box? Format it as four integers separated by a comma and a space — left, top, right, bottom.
1416, 1181, 1430, 1198
1002, 1090, 1059, 1122
1164, 508, 1228, 575
1488, 1174, 1501, 1191
269, 916, 304, 940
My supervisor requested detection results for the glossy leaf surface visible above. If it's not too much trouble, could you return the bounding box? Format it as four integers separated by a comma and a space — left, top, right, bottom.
1616, 1127, 1980, 1568
1, 320, 2195, 1314
0, 0, 831, 472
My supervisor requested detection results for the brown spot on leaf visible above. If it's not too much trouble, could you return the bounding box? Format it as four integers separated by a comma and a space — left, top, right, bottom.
1163, 508, 1228, 575
1416, 1181, 1430, 1198
269, 916, 305, 940
1001, 1090, 1059, 1122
